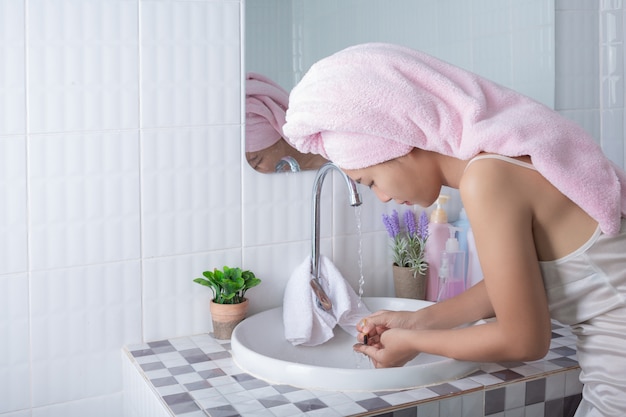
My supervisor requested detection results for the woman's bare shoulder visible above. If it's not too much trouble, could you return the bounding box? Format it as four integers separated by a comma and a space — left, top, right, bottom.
460, 156, 537, 204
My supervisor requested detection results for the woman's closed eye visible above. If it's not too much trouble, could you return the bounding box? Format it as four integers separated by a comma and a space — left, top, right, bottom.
355, 177, 374, 189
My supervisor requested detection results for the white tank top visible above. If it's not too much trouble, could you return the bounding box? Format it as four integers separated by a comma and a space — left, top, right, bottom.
465, 154, 536, 172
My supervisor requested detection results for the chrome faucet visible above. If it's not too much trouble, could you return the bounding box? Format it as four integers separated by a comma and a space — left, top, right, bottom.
310, 162, 362, 311
275, 156, 301, 173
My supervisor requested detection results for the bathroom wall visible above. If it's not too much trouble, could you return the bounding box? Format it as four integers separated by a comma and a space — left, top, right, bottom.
247, 0, 555, 108
0, 1, 623, 417
555, 0, 625, 168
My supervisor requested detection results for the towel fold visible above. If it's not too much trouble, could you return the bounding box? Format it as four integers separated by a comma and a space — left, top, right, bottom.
245, 72, 289, 152
283, 255, 371, 346
283, 43, 626, 236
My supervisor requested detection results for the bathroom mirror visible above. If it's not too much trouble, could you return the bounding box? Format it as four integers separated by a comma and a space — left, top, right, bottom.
245, 0, 554, 173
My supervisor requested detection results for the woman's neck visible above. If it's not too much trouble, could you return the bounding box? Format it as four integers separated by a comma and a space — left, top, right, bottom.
435, 152, 467, 189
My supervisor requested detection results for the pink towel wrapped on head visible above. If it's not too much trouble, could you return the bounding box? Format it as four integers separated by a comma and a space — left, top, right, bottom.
283, 43, 626, 235
245, 72, 289, 152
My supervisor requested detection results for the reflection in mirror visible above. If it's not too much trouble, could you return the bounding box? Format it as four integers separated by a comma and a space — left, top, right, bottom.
245, 72, 328, 173
246, 0, 554, 173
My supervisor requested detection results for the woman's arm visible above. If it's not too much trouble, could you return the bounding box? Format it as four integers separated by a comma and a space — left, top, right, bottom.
417, 279, 494, 329
460, 159, 553, 361
358, 280, 494, 336
356, 159, 553, 365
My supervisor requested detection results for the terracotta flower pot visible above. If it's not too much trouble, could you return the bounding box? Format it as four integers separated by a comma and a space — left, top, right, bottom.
392, 265, 426, 300
210, 298, 249, 339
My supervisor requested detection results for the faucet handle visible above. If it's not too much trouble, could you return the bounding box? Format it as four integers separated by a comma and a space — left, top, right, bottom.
310, 278, 332, 311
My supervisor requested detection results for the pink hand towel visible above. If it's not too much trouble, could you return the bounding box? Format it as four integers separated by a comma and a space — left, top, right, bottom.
245, 72, 289, 152
283, 43, 626, 235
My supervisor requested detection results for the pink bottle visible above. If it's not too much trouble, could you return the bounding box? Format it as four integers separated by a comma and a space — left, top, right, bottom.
425, 195, 450, 301
466, 228, 484, 287
436, 226, 466, 302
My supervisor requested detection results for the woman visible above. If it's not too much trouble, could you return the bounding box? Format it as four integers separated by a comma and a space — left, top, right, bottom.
282, 43, 626, 417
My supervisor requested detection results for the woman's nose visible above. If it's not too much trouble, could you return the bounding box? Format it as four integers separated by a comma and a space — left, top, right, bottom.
373, 188, 392, 203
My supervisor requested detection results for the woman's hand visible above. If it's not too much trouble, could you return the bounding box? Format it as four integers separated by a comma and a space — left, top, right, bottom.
353, 327, 419, 368
354, 310, 418, 343
353, 310, 422, 368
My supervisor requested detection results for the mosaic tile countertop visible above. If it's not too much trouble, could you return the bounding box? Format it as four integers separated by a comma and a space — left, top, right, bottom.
123, 322, 583, 417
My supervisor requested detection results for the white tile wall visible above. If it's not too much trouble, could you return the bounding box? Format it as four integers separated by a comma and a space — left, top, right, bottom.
555, 1, 602, 142
30, 262, 142, 407
27, 0, 140, 133
0, 1, 623, 416
250, 0, 555, 108
28, 131, 141, 270
141, 125, 241, 257
600, 1, 626, 166
1, 1, 244, 415
0, 0, 26, 136
0, 273, 29, 414
0, 137, 27, 275
140, 0, 240, 128
553, 0, 626, 169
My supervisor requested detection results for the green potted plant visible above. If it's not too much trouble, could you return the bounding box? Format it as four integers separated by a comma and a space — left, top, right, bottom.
193, 266, 262, 339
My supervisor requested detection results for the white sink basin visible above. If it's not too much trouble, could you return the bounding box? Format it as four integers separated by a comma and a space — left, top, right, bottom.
231, 297, 481, 391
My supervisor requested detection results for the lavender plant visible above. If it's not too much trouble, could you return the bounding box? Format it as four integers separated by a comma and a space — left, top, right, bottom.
382, 209, 429, 277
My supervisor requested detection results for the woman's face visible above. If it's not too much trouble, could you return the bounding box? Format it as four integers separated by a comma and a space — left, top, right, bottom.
246, 138, 328, 173
246, 139, 289, 173
343, 149, 442, 207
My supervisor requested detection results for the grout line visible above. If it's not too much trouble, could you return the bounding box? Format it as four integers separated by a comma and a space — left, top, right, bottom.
23, 0, 35, 410
240, 0, 247, 268
137, 0, 146, 344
